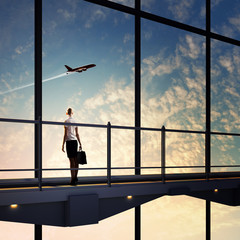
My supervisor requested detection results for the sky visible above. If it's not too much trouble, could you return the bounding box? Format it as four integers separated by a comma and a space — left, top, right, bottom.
1, 0, 240, 239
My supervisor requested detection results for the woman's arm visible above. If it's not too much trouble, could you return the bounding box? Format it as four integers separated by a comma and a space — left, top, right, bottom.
75, 127, 82, 150
62, 127, 67, 152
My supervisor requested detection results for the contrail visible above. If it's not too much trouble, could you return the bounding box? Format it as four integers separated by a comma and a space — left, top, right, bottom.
0, 72, 74, 95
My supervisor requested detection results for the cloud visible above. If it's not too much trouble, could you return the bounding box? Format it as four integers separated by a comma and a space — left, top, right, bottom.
57, 9, 76, 21
141, 0, 156, 10
229, 14, 240, 31
81, 77, 134, 125
84, 9, 106, 28
178, 34, 203, 59
142, 30, 153, 41
123, 33, 134, 44
219, 56, 234, 73
211, 43, 240, 134
12, 39, 33, 58
167, 0, 194, 22
211, 0, 224, 8
142, 50, 180, 79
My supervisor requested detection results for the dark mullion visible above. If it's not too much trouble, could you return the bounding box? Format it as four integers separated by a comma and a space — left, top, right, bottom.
34, 0, 42, 178
34, 0, 43, 239
135, 0, 141, 176
135, 1, 141, 240
206, 1, 211, 240
205, 0, 211, 179
206, 200, 211, 240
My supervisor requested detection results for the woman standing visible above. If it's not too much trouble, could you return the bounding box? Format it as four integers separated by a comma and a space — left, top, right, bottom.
62, 108, 82, 185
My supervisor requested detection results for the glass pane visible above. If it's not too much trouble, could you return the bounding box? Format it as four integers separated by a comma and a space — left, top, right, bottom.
166, 132, 205, 174
0, 123, 34, 179
211, 0, 240, 40
43, 0, 134, 126
141, 130, 161, 175
43, 209, 134, 240
142, 196, 205, 240
141, 0, 205, 29
111, 129, 134, 175
0, 222, 33, 239
141, 19, 206, 131
0, 0, 34, 119
212, 202, 240, 240
211, 40, 240, 134
211, 135, 240, 172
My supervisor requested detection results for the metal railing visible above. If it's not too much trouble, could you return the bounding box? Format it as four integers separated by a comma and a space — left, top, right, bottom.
1, 117, 240, 190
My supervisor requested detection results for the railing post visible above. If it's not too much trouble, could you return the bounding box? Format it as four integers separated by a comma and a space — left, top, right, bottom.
107, 122, 111, 187
38, 117, 42, 191
161, 126, 166, 183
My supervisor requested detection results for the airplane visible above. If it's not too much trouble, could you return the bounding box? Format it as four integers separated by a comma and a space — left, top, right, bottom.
65, 64, 96, 74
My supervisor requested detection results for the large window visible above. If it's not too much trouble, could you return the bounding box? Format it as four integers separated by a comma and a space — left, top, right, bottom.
1, 1, 240, 240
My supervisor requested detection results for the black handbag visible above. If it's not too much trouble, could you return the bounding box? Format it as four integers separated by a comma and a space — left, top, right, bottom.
77, 150, 87, 165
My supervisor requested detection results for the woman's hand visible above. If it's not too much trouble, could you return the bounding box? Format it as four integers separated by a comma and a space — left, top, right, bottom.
62, 145, 65, 153
79, 145, 82, 151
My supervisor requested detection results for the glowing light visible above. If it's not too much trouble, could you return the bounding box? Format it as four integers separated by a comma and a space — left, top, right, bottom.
10, 204, 18, 209
127, 195, 133, 200
214, 189, 218, 193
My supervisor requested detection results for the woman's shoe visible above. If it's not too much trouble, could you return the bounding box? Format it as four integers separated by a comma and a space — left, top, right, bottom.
70, 179, 76, 185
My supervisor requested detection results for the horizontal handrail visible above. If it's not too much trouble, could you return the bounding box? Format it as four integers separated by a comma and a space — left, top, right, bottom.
0, 165, 240, 172
1, 117, 240, 136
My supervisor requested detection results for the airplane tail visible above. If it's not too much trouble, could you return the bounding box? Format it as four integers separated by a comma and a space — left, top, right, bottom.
65, 65, 72, 71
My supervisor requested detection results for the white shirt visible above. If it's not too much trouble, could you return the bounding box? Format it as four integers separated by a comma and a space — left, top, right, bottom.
64, 117, 77, 141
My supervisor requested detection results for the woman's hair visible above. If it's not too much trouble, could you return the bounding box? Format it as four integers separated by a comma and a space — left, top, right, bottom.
66, 108, 72, 116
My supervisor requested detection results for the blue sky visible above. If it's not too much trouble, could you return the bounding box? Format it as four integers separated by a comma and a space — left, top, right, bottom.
1, 0, 240, 239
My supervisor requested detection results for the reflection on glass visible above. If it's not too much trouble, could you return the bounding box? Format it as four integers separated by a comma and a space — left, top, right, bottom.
142, 196, 205, 240
0, 0, 34, 119
141, 0, 205, 29
211, 135, 240, 172
43, 125, 107, 178
43, 0, 134, 126
211, 40, 240, 133
43, 209, 134, 240
212, 202, 240, 240
166, 132, 205, 174
0, 123, 34, 179
141, 19, 206, 131
211, 0, 240, 40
